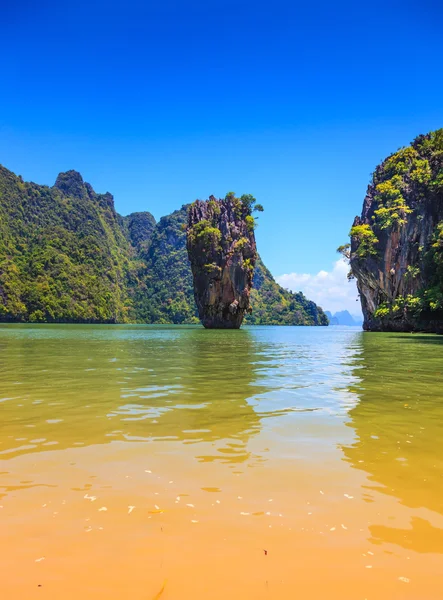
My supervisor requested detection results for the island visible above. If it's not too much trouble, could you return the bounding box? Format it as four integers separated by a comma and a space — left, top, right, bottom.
343, 128, 443, 333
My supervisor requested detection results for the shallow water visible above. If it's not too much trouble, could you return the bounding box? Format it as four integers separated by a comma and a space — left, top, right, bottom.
1, 324, 443, 599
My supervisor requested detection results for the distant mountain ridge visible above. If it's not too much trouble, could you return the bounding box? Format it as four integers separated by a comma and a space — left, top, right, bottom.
324, 310, 362, 326
0, 164, 328, 325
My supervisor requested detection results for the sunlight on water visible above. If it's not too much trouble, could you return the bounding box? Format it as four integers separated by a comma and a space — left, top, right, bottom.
1, 325, 443, 599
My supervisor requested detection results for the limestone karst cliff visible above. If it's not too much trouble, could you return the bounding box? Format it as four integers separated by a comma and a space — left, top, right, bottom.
186, 194, 258, 328
0, 163, 328, 325
348, 129, 443, 332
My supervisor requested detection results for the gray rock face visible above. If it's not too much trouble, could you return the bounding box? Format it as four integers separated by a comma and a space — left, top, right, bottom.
187, 196, 257, 329
350, 130, 443, 332
351, 209, 433, 331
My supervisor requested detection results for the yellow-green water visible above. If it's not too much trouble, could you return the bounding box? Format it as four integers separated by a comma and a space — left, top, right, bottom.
1, 325, 443, 599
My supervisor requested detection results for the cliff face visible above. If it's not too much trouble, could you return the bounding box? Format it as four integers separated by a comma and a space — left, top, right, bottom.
350, 129, 443, 332
131, 204, 328, 325
187, 195, 257, 328
0, 163, 328, 325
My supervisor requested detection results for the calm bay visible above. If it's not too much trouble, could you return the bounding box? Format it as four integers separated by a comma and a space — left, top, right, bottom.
1, 325, 442, 599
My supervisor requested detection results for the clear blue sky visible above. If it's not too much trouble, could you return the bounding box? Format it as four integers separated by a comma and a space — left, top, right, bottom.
1, 0, 442, 280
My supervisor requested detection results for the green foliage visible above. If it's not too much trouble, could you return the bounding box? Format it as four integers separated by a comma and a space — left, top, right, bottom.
419, 220, 443, 313
121, 211, 156, 252
245, 258, 328, 326
188, 219, 222, 248
404, 294, 424, 312
134, 208, 327, 326
405, 265, 420, 280
409, 159, 432, 185
423, 287, 443, 312
0, 165, 325, 326
373, 178, 412, 229
374, 295, 424, 320
0, 165, 133, 323
205, 192, 266, 223
380, 146, 419, 179
374, 304, 390, 319
239, 194, 256, 210
240, 194, 264, 214
130, 207, 198, 324
243, 258, 254, 272
207, 198, 221, 215
352, 129, 443, 326
413, 128, 443, 156
233, 237, 249, 252
245, 215, 255, 232
350, 224, 379, 258
203, 263, 222, 276
336, 243, 350, 260
223, 192, 265, 216
370, 139, 442, 231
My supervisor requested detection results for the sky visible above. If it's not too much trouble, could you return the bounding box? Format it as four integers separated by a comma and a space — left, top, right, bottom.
1, 0, 442, 315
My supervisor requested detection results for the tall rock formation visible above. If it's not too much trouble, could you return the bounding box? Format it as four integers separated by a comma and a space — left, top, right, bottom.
0, 162, 328, 325
349, 129, 443, 332
187, 194, 258, 328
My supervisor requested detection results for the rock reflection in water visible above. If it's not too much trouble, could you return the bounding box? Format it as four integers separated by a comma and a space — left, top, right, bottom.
0, 325, 272, 467
341, 332, 443, 552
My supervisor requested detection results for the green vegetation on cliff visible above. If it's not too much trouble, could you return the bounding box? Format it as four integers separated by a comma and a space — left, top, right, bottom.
349, 224, 379, 259
131, 207, 199, 324
248, 259, 328, 325
0, 166, 132, 322
133, 205, 327, 325
347, 128, 443, 332
0, 164, 327, 325
121, 211, 156, 253
186, 194, 258, 329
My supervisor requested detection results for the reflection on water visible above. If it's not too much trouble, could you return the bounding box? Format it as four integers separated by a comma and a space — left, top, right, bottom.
1, 325, 443, 599
0, 325, 362, 463
342, 333, 443, 514
341, 332, 443, 555
0, 326, 271, 463
370, 517, 443, 554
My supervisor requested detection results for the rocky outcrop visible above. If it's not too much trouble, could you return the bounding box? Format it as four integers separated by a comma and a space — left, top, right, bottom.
131, 205, 329, 326
55, 170, 116, 209
349, 129, 443, 332
0, 162, 329, 325
187, 195, 258, 328
54, 170, 89, 199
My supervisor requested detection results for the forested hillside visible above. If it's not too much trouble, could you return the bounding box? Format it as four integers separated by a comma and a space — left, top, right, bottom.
0, 165, 328, 325
0, 166, 132, 322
